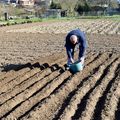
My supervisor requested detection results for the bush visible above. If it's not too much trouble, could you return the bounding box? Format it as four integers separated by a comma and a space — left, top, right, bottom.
6, 22, 10, 26
27, 20, 32, 23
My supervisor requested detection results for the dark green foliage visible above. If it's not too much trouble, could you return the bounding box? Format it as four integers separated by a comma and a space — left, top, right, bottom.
74, 1, 91, 14
84, 1, 91, 12
74, 3, 84, 15
50, 0, 62, 9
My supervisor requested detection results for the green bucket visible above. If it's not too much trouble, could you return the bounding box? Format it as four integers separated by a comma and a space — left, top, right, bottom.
70, 61, 83, 74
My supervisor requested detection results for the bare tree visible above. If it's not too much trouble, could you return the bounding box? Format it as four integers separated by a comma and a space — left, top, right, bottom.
58, 0, 78, 16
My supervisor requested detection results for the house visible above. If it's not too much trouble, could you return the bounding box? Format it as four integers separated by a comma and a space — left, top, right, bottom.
10, 0, 19, 3
0, 0, 18, 4
18, 0, 34, 6
2, 0, 10, 3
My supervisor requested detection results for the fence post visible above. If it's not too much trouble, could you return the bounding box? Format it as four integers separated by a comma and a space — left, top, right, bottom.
4, 12, 8, 21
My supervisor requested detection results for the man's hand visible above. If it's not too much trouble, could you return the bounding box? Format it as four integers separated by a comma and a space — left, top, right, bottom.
70, 58, 74, 63
79, 57, 84, 65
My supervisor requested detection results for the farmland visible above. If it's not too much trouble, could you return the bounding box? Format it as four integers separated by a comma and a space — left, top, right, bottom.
0, 19, 120, 120
5, 19, 120, 34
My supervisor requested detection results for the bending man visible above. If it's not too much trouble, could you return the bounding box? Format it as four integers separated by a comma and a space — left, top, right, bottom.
65, 28, 87, 70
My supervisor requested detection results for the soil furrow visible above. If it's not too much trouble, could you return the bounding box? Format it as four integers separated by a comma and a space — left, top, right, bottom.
95, 22, 112, 34
0, 71, 10, 81
81, 52, 99, 65
92, 64, 120, 120
0, 68, 63, 119
86, 21, 105, 33
0, 52, 93, 106
102, 22, 118, 34
115, 98, 120, 120
3, 53, 101, 118
0, 67, 30, 90
0, 57, 67, 118
20, 53, 110, 120
86, 22, 100, 33
0, 66, 57, 105
91, 21, 109, 33
57, 55, 117, 120
109, 22, 120, 34
3, 71, 71, 119
85, 53, 102, 66
0, 68, 41, 95
101, 71, 120, 120
77, 58, 120, 120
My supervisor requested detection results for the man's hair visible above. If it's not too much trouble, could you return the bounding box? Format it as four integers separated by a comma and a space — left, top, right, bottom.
70, 35, 78, 44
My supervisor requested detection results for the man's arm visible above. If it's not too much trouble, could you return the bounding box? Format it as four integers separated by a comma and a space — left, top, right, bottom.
65, 33, 74, 63
79, 41, 86, 58
66, 47, 72, 58
66, 46, 74, 63
78, 32, 87, 61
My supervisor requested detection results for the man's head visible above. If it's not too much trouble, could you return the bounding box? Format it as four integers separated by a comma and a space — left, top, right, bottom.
70, 35, 78, 44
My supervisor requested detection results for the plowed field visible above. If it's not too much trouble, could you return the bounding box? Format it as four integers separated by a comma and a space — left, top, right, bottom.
0, 19, 120, 120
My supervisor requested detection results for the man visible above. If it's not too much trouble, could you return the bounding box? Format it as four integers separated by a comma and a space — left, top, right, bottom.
65, 28, 87, 70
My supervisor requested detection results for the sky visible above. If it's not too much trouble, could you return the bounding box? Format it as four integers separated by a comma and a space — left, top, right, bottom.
117, 0, 120, 3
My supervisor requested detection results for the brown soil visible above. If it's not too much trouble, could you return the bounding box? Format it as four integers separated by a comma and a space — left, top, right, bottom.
0, 19, 120, 120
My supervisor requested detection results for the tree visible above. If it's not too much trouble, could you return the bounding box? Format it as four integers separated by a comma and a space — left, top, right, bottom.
58, 0, 78, 16
83, 1, 91, 12
50, 0, 62, 9
74, 3, 84, 15
74, 0, 91, 15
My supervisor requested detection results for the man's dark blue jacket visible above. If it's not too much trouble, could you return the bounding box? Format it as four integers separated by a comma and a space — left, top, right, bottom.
65, 29, 87, 59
